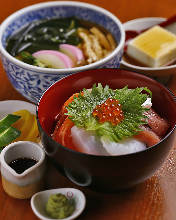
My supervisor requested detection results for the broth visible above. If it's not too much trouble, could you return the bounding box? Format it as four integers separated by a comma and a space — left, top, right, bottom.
6, 17, 116, 68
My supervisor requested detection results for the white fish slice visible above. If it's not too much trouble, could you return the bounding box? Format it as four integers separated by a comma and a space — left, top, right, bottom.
71, 126, 146, 156
142, 97, 152, 109
71, 126, 109, 156
101, 138, 146, 155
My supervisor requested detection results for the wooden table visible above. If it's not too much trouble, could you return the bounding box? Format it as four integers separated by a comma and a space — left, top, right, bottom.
0, 0, 176, 219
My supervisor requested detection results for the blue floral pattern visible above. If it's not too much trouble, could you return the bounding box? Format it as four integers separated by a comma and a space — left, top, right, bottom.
1, 4, 123, 103
1, 56, 73, 103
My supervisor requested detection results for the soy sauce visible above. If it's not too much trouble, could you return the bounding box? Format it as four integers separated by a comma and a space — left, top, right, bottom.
8, 157, 38, 174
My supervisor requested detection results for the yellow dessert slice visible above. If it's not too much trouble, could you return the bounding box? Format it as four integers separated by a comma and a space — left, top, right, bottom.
127, 25, 176, 67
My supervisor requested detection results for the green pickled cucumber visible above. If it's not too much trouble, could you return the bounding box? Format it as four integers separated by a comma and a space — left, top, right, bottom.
0, 114, 20, 133
0, 114, 21, 149
0, 127, 21, 148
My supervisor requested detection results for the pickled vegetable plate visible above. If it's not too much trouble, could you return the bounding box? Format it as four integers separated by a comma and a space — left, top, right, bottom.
0, 100, 39, 149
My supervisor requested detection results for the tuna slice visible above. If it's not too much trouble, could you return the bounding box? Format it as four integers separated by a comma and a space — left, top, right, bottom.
144, 108, 169, 137
135, 125, 161, 147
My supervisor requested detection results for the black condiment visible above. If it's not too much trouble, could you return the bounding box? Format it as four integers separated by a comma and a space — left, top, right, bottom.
8, 157, 38, 174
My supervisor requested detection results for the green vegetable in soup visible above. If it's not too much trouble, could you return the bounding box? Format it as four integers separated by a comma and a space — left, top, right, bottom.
6, 17, 81, 57
16, 51, 51, 67
46, 193, 75, 219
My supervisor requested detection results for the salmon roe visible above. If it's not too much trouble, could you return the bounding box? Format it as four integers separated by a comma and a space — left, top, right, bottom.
92, 98, 124, 126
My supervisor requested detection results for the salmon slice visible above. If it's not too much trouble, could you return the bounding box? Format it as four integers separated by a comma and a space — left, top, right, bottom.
52, 117, 77, 151
135, 126, 161, 147
144, 108, 169, 137
52, 93, 80, 139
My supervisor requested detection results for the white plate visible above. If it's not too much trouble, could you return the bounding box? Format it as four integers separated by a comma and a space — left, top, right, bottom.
0, 100, 36, 119
31, 188, 86, 220
0, 100, 38, 168
0, 100, 40, 148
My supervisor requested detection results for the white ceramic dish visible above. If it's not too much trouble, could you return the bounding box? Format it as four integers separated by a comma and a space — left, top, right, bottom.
0, 141, 46, 199
120, 17, 176, 77
0, 100, 36, 119
31, 188, 86, 220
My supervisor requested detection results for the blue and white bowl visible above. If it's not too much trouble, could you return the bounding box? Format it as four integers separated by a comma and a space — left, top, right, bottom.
0, 1, 125, 104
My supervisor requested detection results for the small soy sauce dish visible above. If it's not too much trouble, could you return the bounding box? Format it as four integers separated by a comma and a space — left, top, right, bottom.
0, 141, 46, 199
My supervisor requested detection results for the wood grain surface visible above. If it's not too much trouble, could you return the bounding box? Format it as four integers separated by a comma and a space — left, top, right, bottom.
0, 0, 176, 220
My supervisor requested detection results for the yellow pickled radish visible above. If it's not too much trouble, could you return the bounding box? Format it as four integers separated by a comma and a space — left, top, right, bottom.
12, 109, 32, 128
24, 115, 39, 142
12, 109, 39, 142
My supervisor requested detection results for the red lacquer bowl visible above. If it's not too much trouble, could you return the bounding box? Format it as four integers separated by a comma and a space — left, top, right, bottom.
37, 68, 176, 192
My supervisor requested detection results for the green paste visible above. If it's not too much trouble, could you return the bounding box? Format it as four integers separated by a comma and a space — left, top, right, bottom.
46, 193, 75, 219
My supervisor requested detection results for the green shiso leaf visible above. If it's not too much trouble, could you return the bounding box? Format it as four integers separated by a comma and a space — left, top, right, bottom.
66, 84, 151, 142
